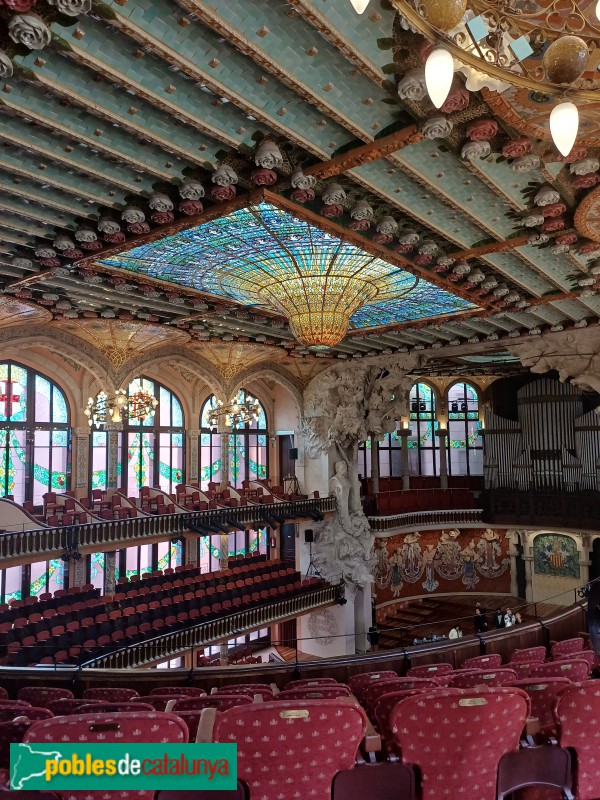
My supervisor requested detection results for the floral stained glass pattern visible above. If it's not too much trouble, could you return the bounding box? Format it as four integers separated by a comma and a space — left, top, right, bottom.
102, 202, 475, 332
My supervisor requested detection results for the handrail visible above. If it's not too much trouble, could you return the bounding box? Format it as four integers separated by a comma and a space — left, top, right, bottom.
0, 497, 335, 564
79, 583, 338, 669
368, 508, 483, 532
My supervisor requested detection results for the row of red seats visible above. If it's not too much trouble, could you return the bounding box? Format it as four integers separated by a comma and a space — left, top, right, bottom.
0, 682, 598, 800
374, 487, 476, 515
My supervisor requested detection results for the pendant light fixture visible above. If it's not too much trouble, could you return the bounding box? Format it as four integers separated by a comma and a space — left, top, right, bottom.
425, 47, 455, 109
550, 101, 579, 157
350, 0, 370, 12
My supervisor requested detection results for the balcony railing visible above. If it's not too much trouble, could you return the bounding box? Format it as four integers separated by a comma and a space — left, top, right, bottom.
0, 497, 335, 565
368, 508, 483, 533
79, 583, 338, 669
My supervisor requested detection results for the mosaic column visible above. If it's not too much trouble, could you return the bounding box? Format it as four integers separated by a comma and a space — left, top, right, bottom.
219, 643, 229, 666
104, 550, 117, 595
370, 435, 379, 495
106, 422, 122, 492
508, 532, 520, 598
186, 429, 199, 483
523, 556, 534, 602
219, 533, 229, 570
219, 427, 230, 489
68, 553, 86, 589
397, 428, 412, 491
185, 534, 198, 566
579, 534, 591, 587
73, 427, 89, 493
436, 428, 449, 490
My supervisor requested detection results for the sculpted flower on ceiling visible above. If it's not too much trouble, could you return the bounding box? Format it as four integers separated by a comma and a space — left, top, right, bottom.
121, 206, 145, 223
47, 0, 91, 15
8, 13, 51, 50
212, 164, 238, 187
350, 200, 374, 221
0, 50, 13, 78
148, 193, 173, 212
570, 157, 600, 176
179, 179, 205, 200
511, 154, 541, 173
290, 168, 316, 191
397, 69, 427, 102
534, 186, 560, 207
254, 139, 283, 169
420, 114, 453, 140
97, 217, 121, 234
461, 140, 490, 160
322, 183, 346, 206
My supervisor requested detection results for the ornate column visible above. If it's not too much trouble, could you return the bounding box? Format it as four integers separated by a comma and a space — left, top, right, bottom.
68, 554, 86, 589
219, 425, 230, 489
73, 427, 89, 495
104, 550, 117, 595
186, 429, 199, 484
436, 428, 449, 490
397, 427, 412, 491
370, 434, 379, 494
508, 531, 520, 598
106, 422, 122, 492
219, 532, 229, 570
523, 556, 534, 602
185, 534, 198, 567
219, 643, 229, 666
579, 533, 591, 586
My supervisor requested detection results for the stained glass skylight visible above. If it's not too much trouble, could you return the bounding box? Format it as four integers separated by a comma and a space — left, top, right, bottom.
101, 202, 475, 346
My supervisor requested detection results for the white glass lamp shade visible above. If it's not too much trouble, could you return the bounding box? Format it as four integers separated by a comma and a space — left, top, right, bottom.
425, 48, 454, 109
596, 0, 600, 21
350, 0, 370, 12
550, 101, 579, 157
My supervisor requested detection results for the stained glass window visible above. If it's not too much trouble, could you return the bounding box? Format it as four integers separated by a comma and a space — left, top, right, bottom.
29, 558, 65, 597
0, 564, 22, 604
358, 431, 403, 480
0, 361, 71, 504
88, 552, 105, 592
199, 395, 222, 490
228, 389, 268, 489
446, 382, 483, 476
119, 376, 184, 496
408, 382, 439, 476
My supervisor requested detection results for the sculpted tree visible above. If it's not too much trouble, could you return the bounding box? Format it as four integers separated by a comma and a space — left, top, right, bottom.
302, 359, 415, 586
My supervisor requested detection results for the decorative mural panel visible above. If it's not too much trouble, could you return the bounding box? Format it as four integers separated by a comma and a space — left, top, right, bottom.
533, 534, 580, 579
374, 528, 510, 603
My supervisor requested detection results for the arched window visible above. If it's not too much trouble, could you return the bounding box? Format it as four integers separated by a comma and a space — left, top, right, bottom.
408, 382, 438, 476
358, 432, 402, 480
199, 395, 222, 490
120, 377, 184, 495
199, 391, 268, 489
229, 389, 268, 489
0, 361, 71, 504
447, 382, 482, 475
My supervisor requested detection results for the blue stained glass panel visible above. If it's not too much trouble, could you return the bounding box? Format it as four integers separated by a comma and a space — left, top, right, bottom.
101, 202, 475, 330
52, 387, 68, 423
0, 366, 27, 423
172, 397, 183, 428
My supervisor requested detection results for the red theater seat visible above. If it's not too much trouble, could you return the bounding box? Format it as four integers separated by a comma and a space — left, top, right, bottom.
554, 681, 600, 800
214, 700, 367, 800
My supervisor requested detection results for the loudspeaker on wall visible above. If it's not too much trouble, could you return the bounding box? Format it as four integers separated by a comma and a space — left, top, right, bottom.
304, 529, 314, 543
289, 447, 298, 460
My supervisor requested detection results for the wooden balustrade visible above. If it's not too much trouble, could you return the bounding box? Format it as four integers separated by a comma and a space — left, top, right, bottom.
79, 583, 338, 669
368, 507, 483, 532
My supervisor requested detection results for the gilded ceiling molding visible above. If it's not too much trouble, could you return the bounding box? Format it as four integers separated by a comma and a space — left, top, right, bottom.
181, 0, 375, 142
285, 0, 386, 87
104, 11, 330, 161
1, 94, 176, 182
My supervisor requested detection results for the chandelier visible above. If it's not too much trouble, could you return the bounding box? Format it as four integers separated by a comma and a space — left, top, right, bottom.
84, 387, 158, 429
389, 0, 600, 156
205, 391, 260, 430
